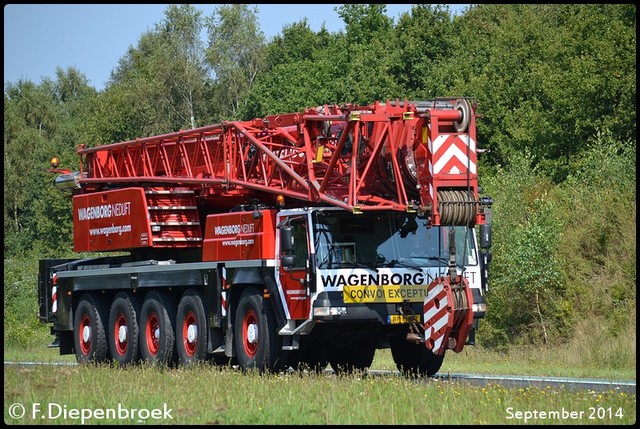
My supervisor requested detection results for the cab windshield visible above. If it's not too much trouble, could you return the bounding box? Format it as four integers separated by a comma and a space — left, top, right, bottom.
313, 211, 477, 270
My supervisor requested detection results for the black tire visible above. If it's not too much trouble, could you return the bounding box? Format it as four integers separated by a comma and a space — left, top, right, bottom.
327, 341, 375, 375
233, 287, 288, 373
108, 291, 141, 366
139, 290, 176, 365
176, 289, 209, 365
390, 332, 445, 377
74, 293, 109, 364
290, 336, 328, 373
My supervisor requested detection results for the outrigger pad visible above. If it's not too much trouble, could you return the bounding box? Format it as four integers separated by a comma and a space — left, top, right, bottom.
423, 275, 474, 355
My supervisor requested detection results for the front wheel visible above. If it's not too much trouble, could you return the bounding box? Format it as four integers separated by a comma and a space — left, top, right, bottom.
390, 331, 445, 377
233, 287, 288, 373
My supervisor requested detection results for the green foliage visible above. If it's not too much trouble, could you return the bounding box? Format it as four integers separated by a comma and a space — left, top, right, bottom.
557, 131, 636, 337
393, 4, 457, 96
336, 4, 402, 104
107, 4, 212, 136
449, 4, 636, 181
337, 4, 393, 46
479, 130, 636, 348
206, 4, 266, 120
244, 23, 350, 117
3, 257, 49, 348
480, 152, 567, 346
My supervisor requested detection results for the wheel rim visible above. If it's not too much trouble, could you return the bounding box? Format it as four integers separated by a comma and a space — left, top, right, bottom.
114, 313, 128, 356
242, 309, 259, 358
145, 311, 160, 356
182, 310, 197, 357
79, 314, 92, 355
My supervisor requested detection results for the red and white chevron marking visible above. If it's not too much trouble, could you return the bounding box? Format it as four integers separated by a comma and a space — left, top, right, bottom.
221, 267, 228, 317
51, 273, 58, 314
430, 134, 476, 176
423, 278, 454, 356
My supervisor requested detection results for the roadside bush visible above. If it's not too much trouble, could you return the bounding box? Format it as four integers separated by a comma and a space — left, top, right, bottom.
478, 130, 636, 358
480, 151, 567, 346
3, 255, 50, 348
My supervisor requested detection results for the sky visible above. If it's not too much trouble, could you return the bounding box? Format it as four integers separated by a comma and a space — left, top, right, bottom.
4, 4, 469, 92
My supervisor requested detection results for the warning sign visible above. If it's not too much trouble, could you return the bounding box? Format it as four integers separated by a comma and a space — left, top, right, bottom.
343, 285, 430, 303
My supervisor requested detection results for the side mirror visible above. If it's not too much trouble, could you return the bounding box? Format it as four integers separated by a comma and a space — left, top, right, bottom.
280, 226, 294, 253
281, 255, 295, 269
480, 224, 491, 249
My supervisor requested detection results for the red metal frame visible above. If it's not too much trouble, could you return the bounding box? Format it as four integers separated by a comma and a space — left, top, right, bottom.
76, 99, 480, 224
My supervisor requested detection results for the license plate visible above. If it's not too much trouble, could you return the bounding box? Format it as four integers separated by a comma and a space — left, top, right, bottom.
388, 314, 420, 324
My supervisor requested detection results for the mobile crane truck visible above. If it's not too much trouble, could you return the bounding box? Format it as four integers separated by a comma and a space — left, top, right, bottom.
38, 98, 492, 376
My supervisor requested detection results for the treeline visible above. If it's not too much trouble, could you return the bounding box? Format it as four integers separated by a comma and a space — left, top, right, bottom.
4, 4, 636, 355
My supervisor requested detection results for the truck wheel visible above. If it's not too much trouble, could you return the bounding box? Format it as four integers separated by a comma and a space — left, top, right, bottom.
234, 287, 287, 373
418, 348, 445, 377
390, 333, 420, 376
74, 294, 109, 364
108, 292, 141, 366
390, 332, 445, 377
140, 290, 176, 365
291, 336, 328, 373
327, 341, 375, 375
176, 289, 208, 365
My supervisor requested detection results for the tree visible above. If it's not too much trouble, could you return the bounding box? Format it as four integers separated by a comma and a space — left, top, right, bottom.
335, 4, 402, 103
480, 152, 565, 345
4, 67, 100, 255
4, 80, 59, 253
243, 20, 350, 117
392, 4, 456, 97
446, 4, 636, 180
107, 4, 210, 137
205, 4, 266, 120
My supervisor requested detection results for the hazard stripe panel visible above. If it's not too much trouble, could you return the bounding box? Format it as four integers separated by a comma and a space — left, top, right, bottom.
431, 135, 477, 175
423, 279, 454, 355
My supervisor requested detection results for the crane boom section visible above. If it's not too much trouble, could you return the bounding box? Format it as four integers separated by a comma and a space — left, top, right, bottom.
76, 99, 481, 224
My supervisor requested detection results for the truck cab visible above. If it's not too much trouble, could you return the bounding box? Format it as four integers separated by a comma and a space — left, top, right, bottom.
274, 207, 488, 376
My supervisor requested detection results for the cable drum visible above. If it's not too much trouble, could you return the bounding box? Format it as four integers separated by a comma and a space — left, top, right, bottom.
438, 190, 477, 226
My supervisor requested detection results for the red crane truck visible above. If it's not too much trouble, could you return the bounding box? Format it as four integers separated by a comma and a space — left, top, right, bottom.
38, 98, 492, 376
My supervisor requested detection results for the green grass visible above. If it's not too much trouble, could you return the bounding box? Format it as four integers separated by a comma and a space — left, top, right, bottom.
6, 343, 635, 381
4, 361, 636, 425
371, 347, 636, 381
4, 343, 636, 425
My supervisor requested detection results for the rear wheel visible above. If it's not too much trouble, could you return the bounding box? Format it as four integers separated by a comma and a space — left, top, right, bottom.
74, 294, 109, 364
108, 292, 141, 366
176, 289, 208, 365
233, 287, 288, 373
140, 290, 176, 365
